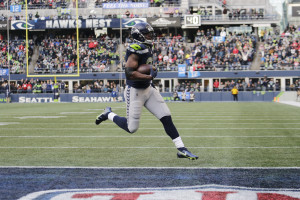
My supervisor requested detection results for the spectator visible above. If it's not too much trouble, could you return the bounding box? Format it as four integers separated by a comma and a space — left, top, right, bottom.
35, 12, 40, 19
213, 79, 219, 91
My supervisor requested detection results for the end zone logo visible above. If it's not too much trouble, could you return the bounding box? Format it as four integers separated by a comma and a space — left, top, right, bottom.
19, 185, 300, 200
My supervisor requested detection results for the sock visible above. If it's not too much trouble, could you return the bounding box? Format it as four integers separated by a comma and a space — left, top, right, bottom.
112, 115, 130, 133
160, 116, 180, 140
108, 112, 117, 121
172, 136, 185, 149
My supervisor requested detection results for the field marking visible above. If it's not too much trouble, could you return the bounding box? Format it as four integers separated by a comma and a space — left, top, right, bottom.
0, 146, 299, 149
2, 127, 300, 130
4, 122, 300, 125
5, 118, 300, 121
0, 135, 299, 138
0, 122, 20, 126
60, 112, 96, 114
279, 101, 300, 108
2, 112, 300, 115
5, 115, 300, 121
14, 116, 66, 119
87, 107, 125, 111
1, 166, 300, 169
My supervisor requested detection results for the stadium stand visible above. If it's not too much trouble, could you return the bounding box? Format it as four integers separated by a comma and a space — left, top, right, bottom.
1, 0, 300, 96
259, 25, 300, 71
0, 38, 33, 74
191, 31, 256, 71
34, 36, 119, 74
1, 0, 69, 9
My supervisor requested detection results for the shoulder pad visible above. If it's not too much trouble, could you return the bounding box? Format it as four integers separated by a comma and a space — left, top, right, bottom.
127, 43, 149, 54
130, 44, 143, 50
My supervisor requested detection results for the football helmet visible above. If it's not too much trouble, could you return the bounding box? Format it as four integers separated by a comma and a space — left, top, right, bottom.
131, 22, 154, 45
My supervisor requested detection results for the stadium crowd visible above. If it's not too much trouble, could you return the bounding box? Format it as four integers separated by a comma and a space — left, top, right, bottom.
190, 29, 255, 71
0, 38, 34, 74
1, 25, 300, 75
123, 29, 256, 72
34, 34, 119, 74
0, 0, 69, 9
259, 25, 300, 70
174, 77, 283, 93
0, 77, 124, 95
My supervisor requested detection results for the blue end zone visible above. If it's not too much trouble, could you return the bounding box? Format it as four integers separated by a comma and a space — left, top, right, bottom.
1, 168, 300, 199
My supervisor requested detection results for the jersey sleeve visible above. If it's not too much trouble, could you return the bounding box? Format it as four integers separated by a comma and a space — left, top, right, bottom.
126, 43, 149, 56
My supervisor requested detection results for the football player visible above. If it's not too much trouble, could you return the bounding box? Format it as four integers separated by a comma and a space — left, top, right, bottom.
95, 22, 198, 160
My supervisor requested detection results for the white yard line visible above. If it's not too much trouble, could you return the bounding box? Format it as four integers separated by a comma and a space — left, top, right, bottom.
4, 118, 300, 121
3, 122, 300, 125
278, 101, 300, 107
1, 127, 300, 130
0, 146, 299, 149
14, 116, 66, 119
0, 135, 299, 138
0, 122, 20, 126
60, 112, 96, 114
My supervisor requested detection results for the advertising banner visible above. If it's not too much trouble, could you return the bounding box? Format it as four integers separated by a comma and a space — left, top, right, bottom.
178, 64, 187, 77
163, 7, 179, 14
11, 18, 146, 30
147, 17, 181, 27
7, 92, 279, 103
103, 2, 148, 9
0, 94, 7, 103
10, 93, 123, 103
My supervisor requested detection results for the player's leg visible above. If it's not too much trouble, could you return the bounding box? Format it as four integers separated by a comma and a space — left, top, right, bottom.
107, 86, 144, 133
144, 87, 198, 160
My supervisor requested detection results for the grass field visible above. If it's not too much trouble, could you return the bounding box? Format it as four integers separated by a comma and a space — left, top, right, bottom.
0, 102, 299, 168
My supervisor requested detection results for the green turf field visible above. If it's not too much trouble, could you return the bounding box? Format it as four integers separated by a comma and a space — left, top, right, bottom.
0, 102, 299, 167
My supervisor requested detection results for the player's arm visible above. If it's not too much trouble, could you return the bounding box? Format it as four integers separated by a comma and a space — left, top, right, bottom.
125, 53, 152, 80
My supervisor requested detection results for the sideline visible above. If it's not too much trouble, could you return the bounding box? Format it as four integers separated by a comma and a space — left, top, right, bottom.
278, 101, 300, 107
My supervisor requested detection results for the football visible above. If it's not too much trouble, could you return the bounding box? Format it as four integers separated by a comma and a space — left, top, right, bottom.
137, 64, 156, 75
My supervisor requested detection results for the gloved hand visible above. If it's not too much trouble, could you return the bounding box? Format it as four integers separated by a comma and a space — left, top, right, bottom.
150, 66, 158, 79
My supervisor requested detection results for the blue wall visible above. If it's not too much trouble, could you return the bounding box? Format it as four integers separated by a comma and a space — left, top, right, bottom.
0, 91, 280, 103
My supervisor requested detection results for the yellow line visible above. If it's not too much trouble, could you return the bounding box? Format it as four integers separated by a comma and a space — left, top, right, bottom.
25, 0, 29, 77
76, 0, 80, 77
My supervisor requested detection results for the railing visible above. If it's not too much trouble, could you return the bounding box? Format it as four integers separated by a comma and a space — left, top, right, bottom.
189, 0, 223, 6
199, 14, 280, 21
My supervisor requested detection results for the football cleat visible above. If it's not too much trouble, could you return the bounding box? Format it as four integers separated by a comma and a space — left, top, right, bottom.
177, 147, 198, 160
95, 107, 112, 125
